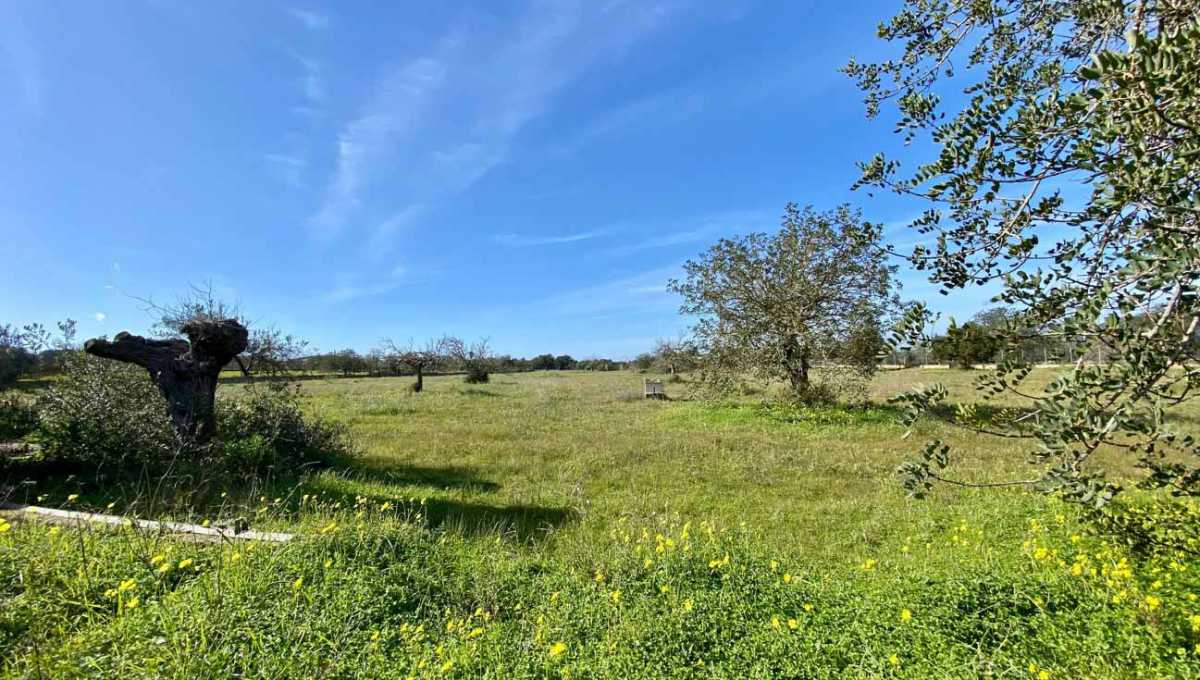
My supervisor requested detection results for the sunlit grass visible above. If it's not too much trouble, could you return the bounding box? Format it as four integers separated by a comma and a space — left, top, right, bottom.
3, 369, 1199, 677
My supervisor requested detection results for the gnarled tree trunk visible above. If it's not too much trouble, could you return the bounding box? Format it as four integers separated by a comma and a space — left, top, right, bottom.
84, 319, 248, 442
783, 338, 811, 394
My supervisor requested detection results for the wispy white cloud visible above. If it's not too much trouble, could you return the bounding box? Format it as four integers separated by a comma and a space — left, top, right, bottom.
550, 87, 707, 157
606, 208, 775, 255
93, 312, 107, 323
368, 204, 427, 252
322, 268, 407, 303
310, 57, 446, 237
288, 51, 324, 104
309, 1, 686, 244
287, 7, 329, 30
540, 264, 683, 317
493, 229, 608, 247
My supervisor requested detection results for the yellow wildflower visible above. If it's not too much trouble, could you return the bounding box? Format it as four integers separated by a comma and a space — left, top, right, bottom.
67, 494, 79, 503
900, 608, 912, 623
771, 616, 781, 630
682, 598, 694, 613
118, 578, 137, 593
889, 654, 900, 667
861, 559, 877, 572
803, 603, 814, 612
611, 590, 621, 603
548, 641, 567, 658
178, 559, 194, 570
1145, 595, 1161, 610
293, 576, 304, 590
125, 597, 140, 609
787, 618, 798, 630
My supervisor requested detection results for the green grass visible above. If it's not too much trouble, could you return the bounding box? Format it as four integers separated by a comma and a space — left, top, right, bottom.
3, 369, 1200, 677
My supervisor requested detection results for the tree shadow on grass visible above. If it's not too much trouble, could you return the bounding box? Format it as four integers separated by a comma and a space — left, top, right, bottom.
336, 457, 501, 493
296, 474, 577, 543
457, 388, 502, 398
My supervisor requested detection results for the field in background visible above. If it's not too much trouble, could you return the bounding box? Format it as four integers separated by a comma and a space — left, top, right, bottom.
3, 369, 1199, 677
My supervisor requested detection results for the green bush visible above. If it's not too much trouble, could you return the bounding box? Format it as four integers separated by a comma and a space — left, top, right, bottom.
217, 382, 351, 471
0, 392, 39, 440
34, 354, 349, 474
464, 366, 490, 384
35, 353, 178, 469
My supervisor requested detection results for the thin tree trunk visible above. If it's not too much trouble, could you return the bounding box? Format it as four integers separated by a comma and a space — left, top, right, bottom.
413, 366, 424, 393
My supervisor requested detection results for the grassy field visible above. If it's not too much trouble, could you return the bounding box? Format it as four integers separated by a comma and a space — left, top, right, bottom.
3, 369, 1200, 677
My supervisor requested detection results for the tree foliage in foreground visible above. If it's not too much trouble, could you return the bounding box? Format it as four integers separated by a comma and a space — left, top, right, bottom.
670, 204, 897, 403
846, 0, 1200, 506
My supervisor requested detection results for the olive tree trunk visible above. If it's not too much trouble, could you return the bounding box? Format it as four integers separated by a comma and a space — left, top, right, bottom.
84, 319, 248, 442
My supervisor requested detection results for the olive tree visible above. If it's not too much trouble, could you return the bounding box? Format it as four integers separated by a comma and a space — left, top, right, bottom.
846, 0, 1200, 506
669, 203, 897, 402
439, 335, 492, 384
383, 338, 441, 392
237, 326, 309, 378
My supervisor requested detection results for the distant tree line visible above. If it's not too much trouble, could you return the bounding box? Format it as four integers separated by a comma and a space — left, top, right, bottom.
291, 339, 629, 383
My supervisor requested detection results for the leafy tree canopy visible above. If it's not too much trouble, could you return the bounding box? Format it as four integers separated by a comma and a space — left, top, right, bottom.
670, 204, 897, 402
846, 0, 1200, 506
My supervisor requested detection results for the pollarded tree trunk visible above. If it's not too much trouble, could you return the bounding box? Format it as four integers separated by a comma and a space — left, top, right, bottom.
84, 319, 248, 442
783, 339, 811, 395
413, 365, 424, 393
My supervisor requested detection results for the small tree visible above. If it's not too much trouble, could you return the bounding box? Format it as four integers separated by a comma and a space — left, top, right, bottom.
237, 326, 309, 378
383, 338, 440, 392
653, 337, 699, 375
669, 203, 897, 402
330, 349, 364, 377
440, 336, 492, 384
929, 322, 1000, 369
0, 325, 38, 389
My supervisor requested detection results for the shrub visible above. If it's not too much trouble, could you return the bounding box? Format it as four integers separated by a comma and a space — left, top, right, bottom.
0, 392, 39, 440
35, 353, 350, 475
464, 366, 489, 384
217, 382, 350, 470
36, 353, 178, 469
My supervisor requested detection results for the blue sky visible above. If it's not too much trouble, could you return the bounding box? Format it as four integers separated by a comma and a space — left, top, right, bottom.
0, 1, 1001, 359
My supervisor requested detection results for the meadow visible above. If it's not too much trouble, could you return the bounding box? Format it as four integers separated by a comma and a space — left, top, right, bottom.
3, 369, 1199, 678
